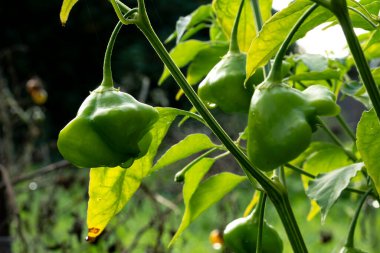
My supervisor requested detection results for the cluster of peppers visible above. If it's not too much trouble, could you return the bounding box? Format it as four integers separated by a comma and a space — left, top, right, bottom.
57, 0, 343, 252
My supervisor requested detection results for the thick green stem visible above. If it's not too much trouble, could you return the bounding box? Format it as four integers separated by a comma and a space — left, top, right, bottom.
267, 4, 318, 84
100, 18, 124, 88
229, 0, 245, 54
115, 0, 308, 251
256, 192, 267, 253
344, 189, 371, 247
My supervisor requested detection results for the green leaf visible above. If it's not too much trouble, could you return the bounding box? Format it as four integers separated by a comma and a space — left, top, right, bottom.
371, 67, 380, 86
246, 0, 333, 78
357, 109, 380, 195
169, 167, 246, 246
187, 42, 229, 85
176, 4, 213, 43
152, 133, 216, 172
289, 69, 341, 81
294, 54, 328, 72
212, 0, 256, 52
341, 81, 371, 108
306, 163, 363, 223
349, 1, 380, 31
86, 108, 177, 239
60, 0, 79, 26
158, 40, 209, 85
302, 143, 351, 188
259, 0, 273, 23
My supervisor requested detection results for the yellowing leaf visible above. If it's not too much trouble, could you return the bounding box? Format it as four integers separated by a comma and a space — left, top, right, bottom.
243, 191, 259, 217
307, 200, 320, 221
246, 0, 333, 79
212, 0, 256, 52
86, 108, 177, 239
60, 0, 79, 26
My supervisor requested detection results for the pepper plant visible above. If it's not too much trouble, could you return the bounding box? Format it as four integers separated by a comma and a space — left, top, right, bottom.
59, 0, 380, 252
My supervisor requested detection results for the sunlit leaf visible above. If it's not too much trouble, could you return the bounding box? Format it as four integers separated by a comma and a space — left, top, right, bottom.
212, 0, 256, 52
357, 109, 380, 195
60, 0, 79, 26
246, 0, 333, 79
169, 163, 246, 246
86, 108, 178, 239
158, 40, 209, 85
306, 163, 363, 222
152, 133, 217, 172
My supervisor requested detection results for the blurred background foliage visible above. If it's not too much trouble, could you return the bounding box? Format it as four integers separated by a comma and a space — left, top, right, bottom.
0, 0, 378, 253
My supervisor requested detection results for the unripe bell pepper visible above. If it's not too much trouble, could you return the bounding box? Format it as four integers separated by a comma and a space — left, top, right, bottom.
57, 86, 159, 168
198, 53, 260, 113
223, 211, 283, 253
247, 83, 339, 171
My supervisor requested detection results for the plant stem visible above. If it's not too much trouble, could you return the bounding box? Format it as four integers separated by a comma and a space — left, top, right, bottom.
317, 117, 357, 161
128, 0, 308, 251
267, 4, 318, 84
336, 114, 356, 141
100, 18, 124, 88
174, 147, 219, 182
344, 189, 371, 247
328, 0, 380, 120
256, 192, 267, 253
229, 0, 245, 54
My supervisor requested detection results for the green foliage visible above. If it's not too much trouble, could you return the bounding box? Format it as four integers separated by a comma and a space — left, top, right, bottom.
306, 163, 363, 222
45, 0, 380, 251
357, 109, 380, 195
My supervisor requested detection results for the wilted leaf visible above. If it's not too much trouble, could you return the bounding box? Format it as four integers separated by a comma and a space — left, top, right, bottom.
152, 133, 217, 172
357, 109, 380, 195
306, 163, 363, 222
86, 108, 178, 239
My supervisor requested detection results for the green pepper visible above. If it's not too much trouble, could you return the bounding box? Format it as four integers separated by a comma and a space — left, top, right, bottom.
245, 2, 339, 171
247, 83, 339, 171
223, 211, 283, 253
57, 18, 159, 169
198, 0, 261, 113
198, 54, 261, 113
57, 86, 158, 168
